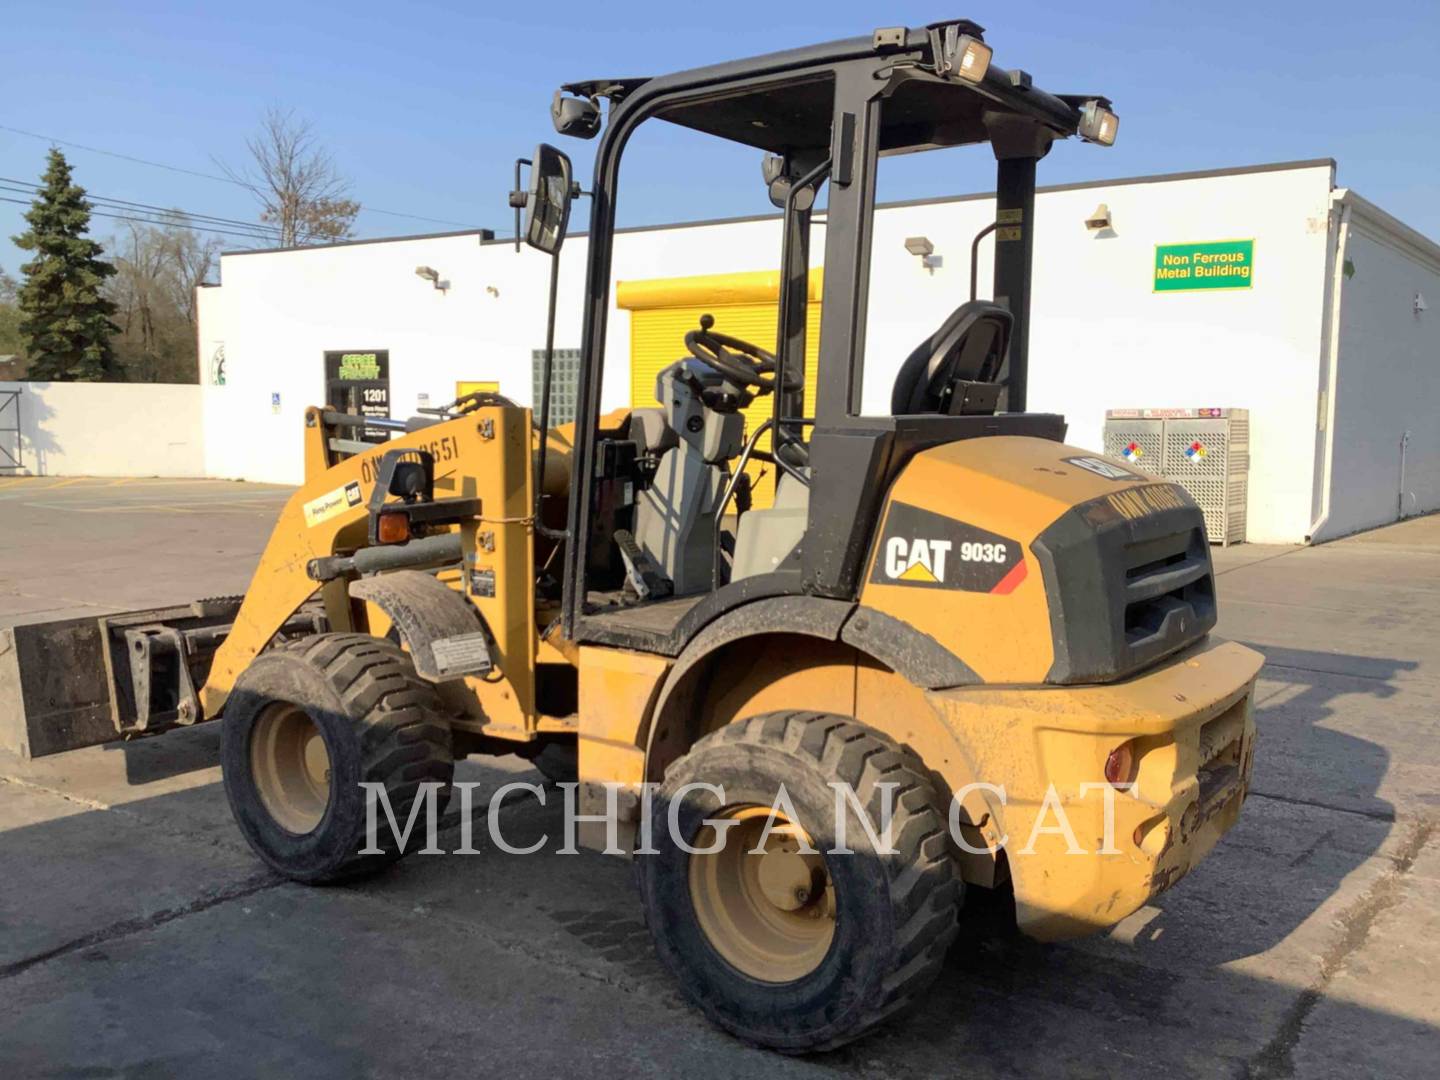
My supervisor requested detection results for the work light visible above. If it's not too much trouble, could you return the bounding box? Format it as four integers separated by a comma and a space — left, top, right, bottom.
929, 23, 993, 84
950, 34, 992, 84
1078, 100, 1119, 146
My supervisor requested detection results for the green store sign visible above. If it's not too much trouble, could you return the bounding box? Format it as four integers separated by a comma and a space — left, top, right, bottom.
336, 352, 382, 379
1154, 239, 1254, 292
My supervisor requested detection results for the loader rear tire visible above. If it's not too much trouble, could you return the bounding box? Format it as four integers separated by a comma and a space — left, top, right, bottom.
221, 633, 453, 884
636, 711, 961, 1053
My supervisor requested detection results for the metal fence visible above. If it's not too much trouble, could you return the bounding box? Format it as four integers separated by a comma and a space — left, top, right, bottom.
0, 389, 20, 471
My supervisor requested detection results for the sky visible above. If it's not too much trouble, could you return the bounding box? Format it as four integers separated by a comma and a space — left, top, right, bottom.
3, 0, 1439, 276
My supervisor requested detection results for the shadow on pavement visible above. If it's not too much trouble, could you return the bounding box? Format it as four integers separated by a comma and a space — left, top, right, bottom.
0, 768, 1432, 1079
0, 639, 1425, 1077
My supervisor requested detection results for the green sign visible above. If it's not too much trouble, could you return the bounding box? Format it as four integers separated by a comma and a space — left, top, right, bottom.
1154, 239, 1254, 292
336, 352, 382, 380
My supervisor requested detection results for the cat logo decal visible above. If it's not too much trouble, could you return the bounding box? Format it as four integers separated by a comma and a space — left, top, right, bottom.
871, 504, 1027, 594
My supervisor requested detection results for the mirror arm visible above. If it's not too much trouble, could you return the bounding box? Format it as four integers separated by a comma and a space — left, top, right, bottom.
533, 249, 568, 543
509, 157, 533, 253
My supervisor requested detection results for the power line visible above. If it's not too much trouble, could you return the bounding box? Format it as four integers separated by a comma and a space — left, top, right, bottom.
0, 197, 278, 244
0, 196, 278, 243
0, 179, 275, 244
0, 124, 241, 187
0, 123, 489, 231
0, 177, 272, 236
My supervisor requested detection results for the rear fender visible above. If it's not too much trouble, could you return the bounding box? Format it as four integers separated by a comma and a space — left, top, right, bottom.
640, 596, 1000, 884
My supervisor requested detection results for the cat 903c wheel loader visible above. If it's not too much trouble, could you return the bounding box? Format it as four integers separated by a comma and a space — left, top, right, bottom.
1, 20, 1263, 1052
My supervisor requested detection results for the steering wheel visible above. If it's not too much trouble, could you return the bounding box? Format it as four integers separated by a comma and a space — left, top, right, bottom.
685, 314, 799, 395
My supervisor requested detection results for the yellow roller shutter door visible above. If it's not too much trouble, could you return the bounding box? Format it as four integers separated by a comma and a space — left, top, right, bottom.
618, 270, 821, 508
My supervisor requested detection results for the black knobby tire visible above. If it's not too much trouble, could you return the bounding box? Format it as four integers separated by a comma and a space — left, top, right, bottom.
637, 711, 962, 1053
221, 633, 453, 883
529, 740, 579, 785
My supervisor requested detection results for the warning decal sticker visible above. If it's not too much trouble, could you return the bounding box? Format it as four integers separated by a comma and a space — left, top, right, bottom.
303, 480, 363, 528
869, 502, 1028, 594
1064, 456, 1141, 482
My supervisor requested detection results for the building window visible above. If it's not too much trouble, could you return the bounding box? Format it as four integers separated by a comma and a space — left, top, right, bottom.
533, 348, 581, 428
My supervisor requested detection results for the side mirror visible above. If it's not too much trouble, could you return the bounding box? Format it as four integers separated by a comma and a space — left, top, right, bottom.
519, 144, 574, 256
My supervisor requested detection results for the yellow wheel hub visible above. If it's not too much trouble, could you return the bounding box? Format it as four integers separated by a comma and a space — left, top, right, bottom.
251, 704, 332, 835
688, 805, 836, 982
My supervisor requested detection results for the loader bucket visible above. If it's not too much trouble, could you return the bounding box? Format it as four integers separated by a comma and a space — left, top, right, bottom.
0, 599, 326, 759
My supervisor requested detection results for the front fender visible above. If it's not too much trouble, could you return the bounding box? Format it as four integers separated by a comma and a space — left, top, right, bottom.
350, 571, 494, 681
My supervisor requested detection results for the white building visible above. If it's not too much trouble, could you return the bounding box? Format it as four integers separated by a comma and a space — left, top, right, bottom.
192, 158, 1438, 544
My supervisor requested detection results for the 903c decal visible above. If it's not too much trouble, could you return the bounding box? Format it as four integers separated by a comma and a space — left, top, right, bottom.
869, 502, 1028, 594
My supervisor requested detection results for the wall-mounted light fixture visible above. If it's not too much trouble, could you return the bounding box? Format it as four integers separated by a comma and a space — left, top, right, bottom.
1085, 203, 1113, 232
1416, 291, 1428, 316
415, 265, 449, 292
905, 236, 943, 274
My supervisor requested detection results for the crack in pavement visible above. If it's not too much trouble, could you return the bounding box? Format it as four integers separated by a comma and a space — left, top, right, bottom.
0, 773, 257, 859
1, 773, 113, 812
0, 792, 522, 986
1244, 815, 1437, 1079
1214, 548, 1304, 577
1246, 789, 1396, 824
0, 872, 282, 982
1257, 659, 1431, 686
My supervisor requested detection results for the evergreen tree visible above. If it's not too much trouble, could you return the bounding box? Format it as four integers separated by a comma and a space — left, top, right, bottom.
11, 149, 119, 381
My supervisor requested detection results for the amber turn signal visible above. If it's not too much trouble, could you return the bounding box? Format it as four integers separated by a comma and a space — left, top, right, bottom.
376, 511, 411, 545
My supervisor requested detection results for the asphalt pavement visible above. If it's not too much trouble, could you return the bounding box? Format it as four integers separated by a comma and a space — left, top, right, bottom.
1, 476, 1436, 1078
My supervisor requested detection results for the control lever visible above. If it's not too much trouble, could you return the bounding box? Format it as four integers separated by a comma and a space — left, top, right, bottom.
613, 529, 673, 602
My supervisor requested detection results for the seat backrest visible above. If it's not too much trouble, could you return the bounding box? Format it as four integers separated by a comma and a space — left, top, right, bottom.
730, 472, 810, 583
890, 300, 1013, 415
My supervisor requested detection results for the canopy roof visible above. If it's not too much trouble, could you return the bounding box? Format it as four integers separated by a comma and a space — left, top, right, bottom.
562, 21, 1106, 157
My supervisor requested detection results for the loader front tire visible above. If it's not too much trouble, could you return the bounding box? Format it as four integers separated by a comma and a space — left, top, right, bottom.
636, 711, 961, 1053
221, 633, 453, 884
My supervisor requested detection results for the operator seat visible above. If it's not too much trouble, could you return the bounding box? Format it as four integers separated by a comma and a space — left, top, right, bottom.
890, 300, 1012, 415
631, 360, 744, 595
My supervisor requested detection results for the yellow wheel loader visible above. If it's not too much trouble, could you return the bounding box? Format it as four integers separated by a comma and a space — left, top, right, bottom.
0, 20, 1263, 1052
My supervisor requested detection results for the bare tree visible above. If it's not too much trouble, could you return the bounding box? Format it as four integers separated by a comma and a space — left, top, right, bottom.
223, 107, 360, 247
0, 265, 21, 360
106, 214, 221, 382
162, 217, 222, 325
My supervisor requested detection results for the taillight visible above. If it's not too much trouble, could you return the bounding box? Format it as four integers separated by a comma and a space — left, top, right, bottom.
1104, 741, 1136, 786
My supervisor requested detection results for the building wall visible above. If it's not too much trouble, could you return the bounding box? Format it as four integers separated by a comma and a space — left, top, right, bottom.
0, 381, 205, 477
850, 163, 1336, 543
196, 233, 498, 483
199, 161, 1355, 542
1319, 197, 1440, 537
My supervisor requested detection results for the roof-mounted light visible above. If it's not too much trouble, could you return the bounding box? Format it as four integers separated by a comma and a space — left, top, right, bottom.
953, 36, 992, 83
1078, 100, 1119, 146
929, 24, 992, 85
